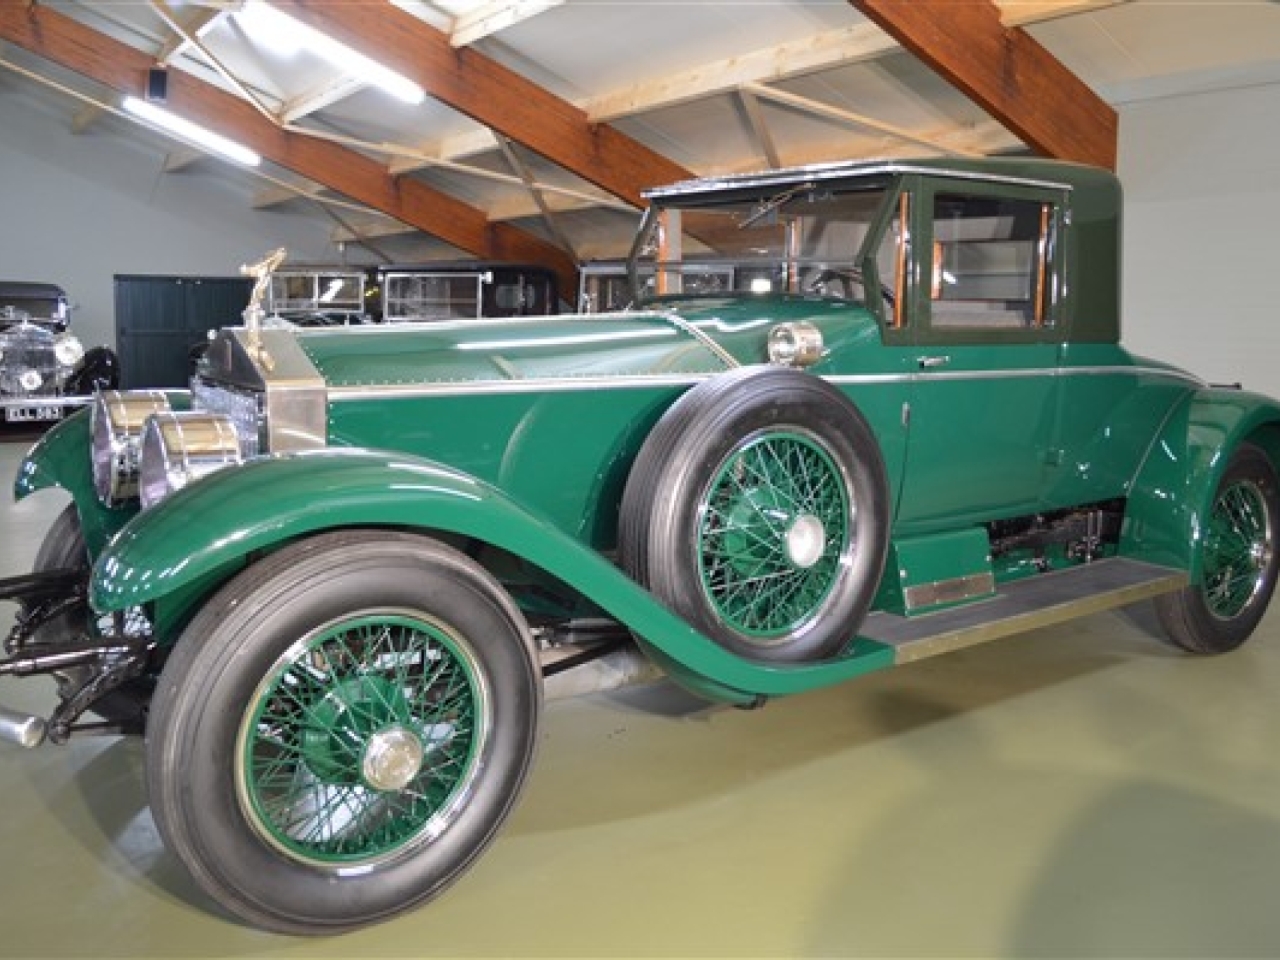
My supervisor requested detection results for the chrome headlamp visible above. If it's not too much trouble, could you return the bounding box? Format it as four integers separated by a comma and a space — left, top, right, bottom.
91, 390, 172, 505
767, 322, 825, 368
138, 411, 243, 509
53, 333, 84, 368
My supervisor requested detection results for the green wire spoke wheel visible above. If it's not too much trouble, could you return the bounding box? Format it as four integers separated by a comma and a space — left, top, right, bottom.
146, 532, 540, 935
697, 429, 851, 640
1201, 479, 1273, 620
1156, 443, 1280, 654
238, 611, 488, 867
621, 366, 889, 663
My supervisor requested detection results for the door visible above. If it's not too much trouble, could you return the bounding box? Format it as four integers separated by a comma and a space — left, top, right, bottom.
893, 180, 1069, 530
115, 276, 250, 388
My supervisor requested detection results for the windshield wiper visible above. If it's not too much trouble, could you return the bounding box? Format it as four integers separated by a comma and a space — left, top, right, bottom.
738, 181, 816, 230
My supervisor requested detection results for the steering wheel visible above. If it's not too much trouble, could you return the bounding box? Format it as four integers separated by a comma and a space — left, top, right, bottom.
806, 267, 895, 307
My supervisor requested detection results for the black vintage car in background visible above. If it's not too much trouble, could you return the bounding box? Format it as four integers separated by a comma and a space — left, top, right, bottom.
380, 261, 562, 322
0, 281, 118, 424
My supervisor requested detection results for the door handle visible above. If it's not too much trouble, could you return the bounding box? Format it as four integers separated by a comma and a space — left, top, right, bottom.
917, 355, 951, 369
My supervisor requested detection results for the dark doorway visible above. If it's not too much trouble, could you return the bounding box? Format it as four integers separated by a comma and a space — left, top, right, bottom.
114, 275, 250, 389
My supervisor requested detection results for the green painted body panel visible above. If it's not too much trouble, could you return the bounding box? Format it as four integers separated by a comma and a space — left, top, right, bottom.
876, 527, 994, 615
12, 409, 133, 556
90, 448, 897, 702
328, 390, 674, 546
322, 299, 910, 549
1046, 344, 1198, 510
892, 343, 1061, 530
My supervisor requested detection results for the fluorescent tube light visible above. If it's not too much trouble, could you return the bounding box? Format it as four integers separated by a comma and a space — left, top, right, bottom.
236, 2, 425, 105
123, 98, 262, 167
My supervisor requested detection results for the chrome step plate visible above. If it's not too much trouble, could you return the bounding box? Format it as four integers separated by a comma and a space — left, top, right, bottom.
860, 558, 1188, 664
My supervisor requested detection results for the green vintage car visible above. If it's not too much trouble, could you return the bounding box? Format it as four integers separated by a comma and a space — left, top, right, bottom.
4, 157, 1279, 933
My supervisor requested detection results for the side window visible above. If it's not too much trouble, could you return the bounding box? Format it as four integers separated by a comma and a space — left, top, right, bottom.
930, 193, 1053, 329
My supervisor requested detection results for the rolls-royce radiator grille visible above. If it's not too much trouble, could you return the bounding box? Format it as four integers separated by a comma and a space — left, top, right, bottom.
191, 380, 264, 457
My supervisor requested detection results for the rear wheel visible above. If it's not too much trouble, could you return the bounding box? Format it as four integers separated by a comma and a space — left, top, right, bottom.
1155, 443, 1280, 653
145, 531, 541, 934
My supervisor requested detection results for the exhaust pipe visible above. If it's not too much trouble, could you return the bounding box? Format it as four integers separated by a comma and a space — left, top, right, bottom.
0, 706, 47, 749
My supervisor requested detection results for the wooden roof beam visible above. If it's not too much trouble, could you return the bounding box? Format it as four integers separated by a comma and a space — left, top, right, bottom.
850, 0, 1117, 168
0, 3, 580, 295
398, 0, 1106, 177
268, 0, 691, 208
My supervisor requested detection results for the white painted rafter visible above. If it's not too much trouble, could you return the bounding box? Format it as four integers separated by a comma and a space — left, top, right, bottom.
154, 5, 226, 65
162, 146, 205, 171
737, 88, 782, 169
586, 22, 897, 123
71, 103, 102, 133
740, 83, 984, 157
999, 0, 1128, 28
330, 219, 417, 243
278, 75, 368, 124
450, 0, 564, 48
495, 135, 578, 256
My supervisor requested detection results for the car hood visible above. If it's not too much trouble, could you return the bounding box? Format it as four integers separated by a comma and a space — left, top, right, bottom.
295, 298, 875, 388
198, 297, 880, 395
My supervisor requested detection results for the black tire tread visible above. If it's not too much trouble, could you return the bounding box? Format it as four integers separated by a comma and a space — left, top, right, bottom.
146, 530, 541, 934
1154, 443, 1280, 655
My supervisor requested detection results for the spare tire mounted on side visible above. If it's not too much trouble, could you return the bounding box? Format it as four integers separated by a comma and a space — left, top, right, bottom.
619, 365, 891, 663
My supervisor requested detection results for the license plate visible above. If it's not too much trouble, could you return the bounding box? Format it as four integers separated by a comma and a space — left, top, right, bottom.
5, 406, 61, 422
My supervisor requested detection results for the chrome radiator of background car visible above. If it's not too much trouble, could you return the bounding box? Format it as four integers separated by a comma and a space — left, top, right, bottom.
0, 326, 57, 398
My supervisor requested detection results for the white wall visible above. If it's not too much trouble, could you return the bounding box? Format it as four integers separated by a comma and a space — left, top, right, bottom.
1118, 79, 1280, 397
0, 85, 358, 351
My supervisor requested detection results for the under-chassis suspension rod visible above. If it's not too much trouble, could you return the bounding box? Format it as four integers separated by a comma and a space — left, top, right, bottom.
0, 567, 150, 748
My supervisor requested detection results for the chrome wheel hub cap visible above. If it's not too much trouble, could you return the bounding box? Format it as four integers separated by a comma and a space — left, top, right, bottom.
785, 514, 826, 569
361, 726, 425, 792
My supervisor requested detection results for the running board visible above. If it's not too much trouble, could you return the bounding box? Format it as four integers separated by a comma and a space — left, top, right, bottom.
859, 558, 1187, 665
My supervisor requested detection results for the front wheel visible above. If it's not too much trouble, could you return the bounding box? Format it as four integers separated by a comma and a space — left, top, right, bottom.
146, 531, 542, 934
1155, 443, 1280, 654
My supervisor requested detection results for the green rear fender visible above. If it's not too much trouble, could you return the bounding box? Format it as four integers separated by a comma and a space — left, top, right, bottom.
1123, 388, 1280, 581
91, 448, 895, 703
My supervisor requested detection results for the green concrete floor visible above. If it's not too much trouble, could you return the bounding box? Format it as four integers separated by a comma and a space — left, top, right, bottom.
4, 439, 1280, 958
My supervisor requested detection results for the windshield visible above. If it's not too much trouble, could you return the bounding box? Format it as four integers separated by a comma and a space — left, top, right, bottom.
629, 184, 890, 305
0, 296, 65, 324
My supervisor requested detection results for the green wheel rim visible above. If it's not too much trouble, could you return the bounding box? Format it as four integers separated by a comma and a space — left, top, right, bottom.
1203, 478, 1273, 620
696, 428, 852, 641
236, 611, 489, 867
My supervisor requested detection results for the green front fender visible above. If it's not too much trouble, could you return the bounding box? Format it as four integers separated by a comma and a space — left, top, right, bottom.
1123, 387, 1280, 581
13, 408, 136, 557
91, 448, 895, 703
